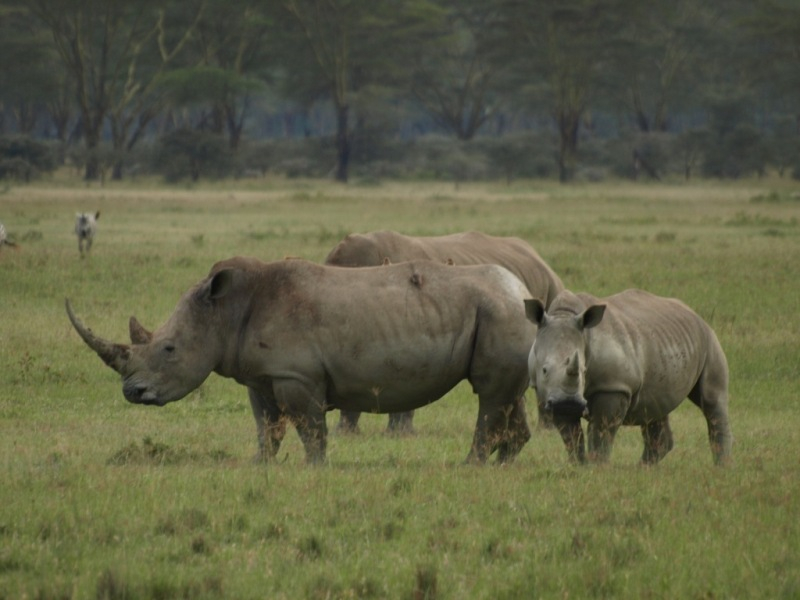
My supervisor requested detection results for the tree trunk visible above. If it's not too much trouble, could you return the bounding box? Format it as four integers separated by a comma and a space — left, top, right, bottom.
84, 125, 101, 181
556, 110, 580, 183
635, 110, 650, 133
335, 104, 350, 183
225, 103, 244, 150
14, 102, 38, 134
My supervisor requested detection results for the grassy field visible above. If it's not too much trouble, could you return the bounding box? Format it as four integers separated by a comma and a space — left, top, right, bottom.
0, 174, 798, 599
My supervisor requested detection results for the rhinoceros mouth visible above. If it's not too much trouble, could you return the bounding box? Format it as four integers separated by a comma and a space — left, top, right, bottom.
544, 395, 588, 420
123, 381, 165, 406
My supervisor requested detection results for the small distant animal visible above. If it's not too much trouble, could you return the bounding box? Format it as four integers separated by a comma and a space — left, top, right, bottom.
0, 222, 18, 250
75, 211, 100, 257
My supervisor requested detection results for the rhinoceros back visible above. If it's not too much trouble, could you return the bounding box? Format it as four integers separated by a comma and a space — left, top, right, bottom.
325, 230, 562, 305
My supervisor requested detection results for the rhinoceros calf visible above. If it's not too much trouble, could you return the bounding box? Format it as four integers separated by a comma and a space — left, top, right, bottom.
325, 230, 564, 434
525, 289, 732, 466
68, 257, 536, 464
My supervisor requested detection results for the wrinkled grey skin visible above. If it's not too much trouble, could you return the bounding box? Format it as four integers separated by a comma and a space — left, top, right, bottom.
67, 257, 536, 465
525, 289, 732, 466
325, 230, 564, 434
74, 211, 99, 257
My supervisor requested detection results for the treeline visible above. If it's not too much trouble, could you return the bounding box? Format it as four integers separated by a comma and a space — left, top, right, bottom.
0, 0, 798, 184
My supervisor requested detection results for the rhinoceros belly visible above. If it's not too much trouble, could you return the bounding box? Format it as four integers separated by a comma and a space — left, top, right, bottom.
621, 337, 705, 424
325, 340, 469, 413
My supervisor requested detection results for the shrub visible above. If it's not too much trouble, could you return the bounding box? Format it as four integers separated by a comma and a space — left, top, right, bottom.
153, 128, 234, 182
0, 136, 56, 181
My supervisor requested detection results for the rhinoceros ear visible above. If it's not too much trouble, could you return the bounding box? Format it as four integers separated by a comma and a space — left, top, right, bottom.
196, 268, 237, 303
524, 298, 546, 326
579, 304, 606, 330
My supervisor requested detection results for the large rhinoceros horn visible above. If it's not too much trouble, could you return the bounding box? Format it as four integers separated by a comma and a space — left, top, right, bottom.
65, 299, 130, 374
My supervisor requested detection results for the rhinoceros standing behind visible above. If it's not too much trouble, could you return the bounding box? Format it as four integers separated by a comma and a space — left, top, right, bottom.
325, 230, 564, 434
67, 257, 536, 464
524, 289, 732, 466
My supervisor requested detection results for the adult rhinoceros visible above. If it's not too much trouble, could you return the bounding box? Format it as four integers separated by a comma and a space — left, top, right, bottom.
524, 289, 732, 466
67, 257, 536, 464
325, 230, 564, 434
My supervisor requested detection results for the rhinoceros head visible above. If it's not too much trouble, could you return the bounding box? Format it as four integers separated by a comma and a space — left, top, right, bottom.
524, 297, 606, 420
66, 268, 239, 407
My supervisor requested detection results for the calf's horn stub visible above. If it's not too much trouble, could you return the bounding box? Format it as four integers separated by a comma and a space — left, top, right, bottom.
65, 299, 130, 374
566, 351, 580, 377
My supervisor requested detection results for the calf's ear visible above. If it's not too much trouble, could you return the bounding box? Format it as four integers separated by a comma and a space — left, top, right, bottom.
579, 304, 606, 330
524, 298, 546, 326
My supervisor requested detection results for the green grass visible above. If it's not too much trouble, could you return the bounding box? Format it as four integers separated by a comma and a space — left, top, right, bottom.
1, 174, 799, 598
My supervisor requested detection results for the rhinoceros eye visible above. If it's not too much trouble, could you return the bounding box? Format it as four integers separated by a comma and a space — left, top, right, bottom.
164, 343, 176, 354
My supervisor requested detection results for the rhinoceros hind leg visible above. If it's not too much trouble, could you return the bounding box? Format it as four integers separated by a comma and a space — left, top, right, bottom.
467, 402, 517, 465
336, 410, 361, 435
688, 370, 732, 466
494, 397, 531, 464
385, 411, 416, 436
641, 417, 674, 464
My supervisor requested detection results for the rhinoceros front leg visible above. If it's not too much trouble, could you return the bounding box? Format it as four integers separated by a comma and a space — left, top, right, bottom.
553, 415, 586, 464
248, 387, 287, 462
641, 417, 674, 464
273, 379, 328, 464
336, 410, 362, 434
386, 410, 415, 435
586, 392, 629, 463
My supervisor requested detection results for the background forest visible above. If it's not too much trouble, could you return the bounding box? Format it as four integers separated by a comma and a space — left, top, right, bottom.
0, 0, 799, 185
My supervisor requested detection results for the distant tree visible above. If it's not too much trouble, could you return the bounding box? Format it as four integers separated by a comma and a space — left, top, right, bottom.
27, 0, 205, 180
0, 6, 57, 135
701, 93, 767, 178
497, 1, 610, 182
673, 129, 709, 180
767, 116, 800, 177
602, 0, 720, 133
271, 0, 441, 182
738, 0, 800, 160
178, 0, 273, 149
410, 1, 501, 141
153, 127, 232, 182
0, 135, 56, 181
